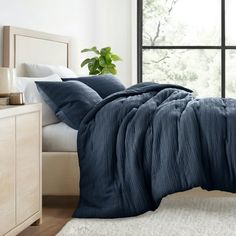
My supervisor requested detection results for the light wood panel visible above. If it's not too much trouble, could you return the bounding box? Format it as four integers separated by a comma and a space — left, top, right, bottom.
3, 26, 71, 76
0, 117, 15, 235
0, 104, 42, 235
16, 111, 41, 224
15, 35, 68, 76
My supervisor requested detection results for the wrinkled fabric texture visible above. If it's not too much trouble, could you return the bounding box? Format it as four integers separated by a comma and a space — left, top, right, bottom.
36, 81, 102, 130
62, 74, 126, 98
73, 84, 236, 218
127, 82, 158, 90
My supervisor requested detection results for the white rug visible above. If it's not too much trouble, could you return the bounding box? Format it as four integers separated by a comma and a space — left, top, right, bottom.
57, 197, 236, 236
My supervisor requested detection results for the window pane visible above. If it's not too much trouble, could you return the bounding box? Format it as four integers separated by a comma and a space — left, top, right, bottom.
143, 0, 221, 46
226, 50, 236, 98
226, 0, 236, 45
143, 49, 221, 97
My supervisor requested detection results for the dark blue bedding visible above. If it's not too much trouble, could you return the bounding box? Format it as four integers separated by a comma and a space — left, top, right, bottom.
73, 84, 236, 218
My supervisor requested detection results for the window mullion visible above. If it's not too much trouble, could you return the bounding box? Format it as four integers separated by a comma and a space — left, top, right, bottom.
137, 0, 143, 83
221, 0, 226, 97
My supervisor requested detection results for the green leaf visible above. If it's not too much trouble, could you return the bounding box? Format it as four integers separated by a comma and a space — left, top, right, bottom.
108, 67, 117, 75
88, 58, 99, 74
101, 64, 117, 75
110, 63, 116, 68
106, 64, 116, 69
101, 67, 111, 74
81, 46, 100, 54
89, 70, 100, 75
98, 65, 103, 71
105, 54, 112, 64
81, 58, 91, 68
99, 56, 107, 67
100, 47, 111, 56
107, 64, 117, 75
111, 54, 122, 61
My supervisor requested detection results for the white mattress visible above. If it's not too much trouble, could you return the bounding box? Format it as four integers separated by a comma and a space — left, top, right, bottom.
43, 122, 78, 152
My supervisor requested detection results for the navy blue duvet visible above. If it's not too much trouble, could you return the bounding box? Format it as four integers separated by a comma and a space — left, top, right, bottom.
73, 84, 236, 218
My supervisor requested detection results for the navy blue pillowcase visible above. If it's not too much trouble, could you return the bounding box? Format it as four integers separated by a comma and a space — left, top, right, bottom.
127, 82, 158, 90
62, 74, 126, 98
35, 81, 102, 130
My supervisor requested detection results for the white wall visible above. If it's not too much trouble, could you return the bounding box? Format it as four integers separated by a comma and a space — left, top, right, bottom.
0, 0, 96, 74
94, 0, 134, 86
0, 0, 135, 85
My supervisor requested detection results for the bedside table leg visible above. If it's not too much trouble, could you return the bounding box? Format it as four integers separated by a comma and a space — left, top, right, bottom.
32, 217, 42, 226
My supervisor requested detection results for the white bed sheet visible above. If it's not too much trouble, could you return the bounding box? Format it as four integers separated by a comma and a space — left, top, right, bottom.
43, 122, 78, 152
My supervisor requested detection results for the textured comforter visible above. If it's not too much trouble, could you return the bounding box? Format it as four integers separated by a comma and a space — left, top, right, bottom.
73, 84, 236, 218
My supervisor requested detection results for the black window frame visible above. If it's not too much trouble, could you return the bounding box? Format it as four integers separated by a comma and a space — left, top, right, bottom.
137, 0, 236, 97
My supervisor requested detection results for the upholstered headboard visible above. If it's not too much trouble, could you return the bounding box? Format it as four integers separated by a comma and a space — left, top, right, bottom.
3, 26, 71, 76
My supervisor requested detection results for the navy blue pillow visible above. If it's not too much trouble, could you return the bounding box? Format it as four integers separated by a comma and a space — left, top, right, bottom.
62, 74, 126, 98
35, 81, 102, 130
127, 82, 158, 90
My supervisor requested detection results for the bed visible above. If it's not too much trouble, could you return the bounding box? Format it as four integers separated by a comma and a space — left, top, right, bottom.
3, 25, 235, 201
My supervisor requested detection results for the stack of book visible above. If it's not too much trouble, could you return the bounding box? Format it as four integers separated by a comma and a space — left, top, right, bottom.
0, 97, 10, 105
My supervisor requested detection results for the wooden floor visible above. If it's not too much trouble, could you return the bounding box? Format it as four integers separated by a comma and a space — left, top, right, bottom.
19, 197, 78, 236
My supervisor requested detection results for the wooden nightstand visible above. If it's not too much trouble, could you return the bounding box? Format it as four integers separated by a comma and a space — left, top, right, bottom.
0, 104, 42, 236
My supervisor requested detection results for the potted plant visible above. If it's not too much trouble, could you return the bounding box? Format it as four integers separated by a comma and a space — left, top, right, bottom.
81, 46, 122, 75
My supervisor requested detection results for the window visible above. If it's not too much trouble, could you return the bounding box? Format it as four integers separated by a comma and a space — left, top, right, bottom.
138, 0, 236, 97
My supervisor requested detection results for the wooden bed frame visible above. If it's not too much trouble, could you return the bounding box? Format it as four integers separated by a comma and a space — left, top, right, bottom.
3, 25, 234, 198
3, 26, 80, 196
